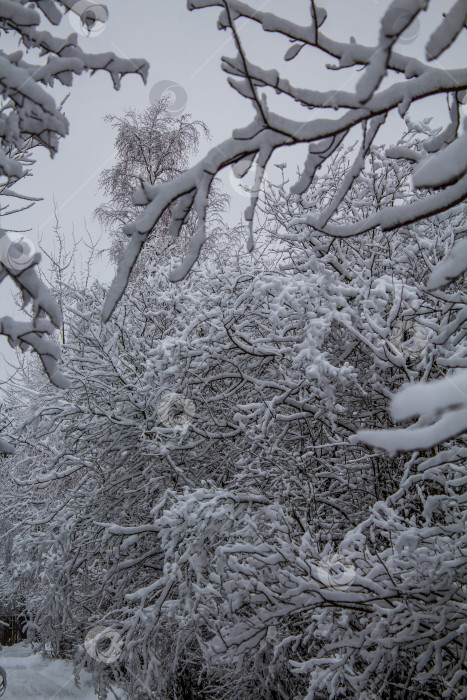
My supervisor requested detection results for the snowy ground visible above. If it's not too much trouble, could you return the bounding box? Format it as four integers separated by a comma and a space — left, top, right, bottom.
0, 643, 99, 699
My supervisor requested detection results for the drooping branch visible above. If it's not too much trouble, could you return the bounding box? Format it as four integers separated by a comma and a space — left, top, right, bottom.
104, 0, 467, 317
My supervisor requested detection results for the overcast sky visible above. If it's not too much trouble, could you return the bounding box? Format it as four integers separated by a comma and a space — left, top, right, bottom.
0, 0, 465, 382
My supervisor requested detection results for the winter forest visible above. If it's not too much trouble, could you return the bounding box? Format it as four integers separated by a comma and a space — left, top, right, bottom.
0, 1, 466, 699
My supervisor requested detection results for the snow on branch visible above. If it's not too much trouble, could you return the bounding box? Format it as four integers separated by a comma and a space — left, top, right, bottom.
0, 0, 149, 451
352, 371, 467, 454
0, 252, 69, 391
0, 0, 148, 181
105, 0, 467, 317
102, 124, 291, 320
426, 238, 467, 290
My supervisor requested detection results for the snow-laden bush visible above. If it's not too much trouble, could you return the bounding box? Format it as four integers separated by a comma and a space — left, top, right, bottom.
3, 126, 465, 698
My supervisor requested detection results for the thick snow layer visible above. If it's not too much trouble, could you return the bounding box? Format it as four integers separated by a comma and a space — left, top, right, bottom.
352, 371, 467, 454
0, 643, 99, 700
412, 129, 467, 188
426, 238, 467, 290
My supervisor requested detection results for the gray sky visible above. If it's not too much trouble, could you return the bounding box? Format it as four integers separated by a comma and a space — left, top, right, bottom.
1, 0, 465, 381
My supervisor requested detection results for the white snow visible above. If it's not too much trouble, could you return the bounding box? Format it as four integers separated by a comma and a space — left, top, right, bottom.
0, 643, 99, 700
426, 238, 467, 290
412, 130, 467, 189
352, 371, 467, 454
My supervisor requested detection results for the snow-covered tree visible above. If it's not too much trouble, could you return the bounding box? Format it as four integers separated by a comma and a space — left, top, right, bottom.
95, 99, 229, 273
3, 129, 465, 698
105, 0, 467, 298
0, 0, 148, 452
96, 100, 208, 251
101, 0, 467, 455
